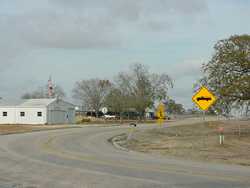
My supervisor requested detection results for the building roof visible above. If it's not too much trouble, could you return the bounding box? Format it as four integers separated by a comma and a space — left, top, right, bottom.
0, 99, 23, 107
0, 98, 57, 107
19, 98, 56, 107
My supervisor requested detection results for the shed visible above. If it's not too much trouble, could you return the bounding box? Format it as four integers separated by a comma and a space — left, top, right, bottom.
0, 98, 75, 125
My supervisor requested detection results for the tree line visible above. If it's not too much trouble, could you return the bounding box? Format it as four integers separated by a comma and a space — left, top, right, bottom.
22, 85, 65, 99
72, 63, 174, 118
21, 63, 177, 118
196, 34, 250, 116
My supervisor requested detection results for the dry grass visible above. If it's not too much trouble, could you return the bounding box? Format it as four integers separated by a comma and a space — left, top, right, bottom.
122, 120, 250, 166
0, 124, 79, 135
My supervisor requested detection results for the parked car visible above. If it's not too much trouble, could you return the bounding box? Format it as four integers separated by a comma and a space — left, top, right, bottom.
104, 114, 116, 119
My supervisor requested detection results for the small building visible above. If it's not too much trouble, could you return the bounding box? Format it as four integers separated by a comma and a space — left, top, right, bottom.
0, 98, 75, 125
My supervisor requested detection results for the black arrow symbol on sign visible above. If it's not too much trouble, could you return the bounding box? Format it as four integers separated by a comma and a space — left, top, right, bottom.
197, 97, 212, 101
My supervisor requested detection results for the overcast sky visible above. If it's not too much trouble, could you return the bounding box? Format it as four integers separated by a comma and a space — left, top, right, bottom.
0, 0, 250, 108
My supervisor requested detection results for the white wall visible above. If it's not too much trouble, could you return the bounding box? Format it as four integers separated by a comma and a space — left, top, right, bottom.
0, 107, 47, 124
15, 107, 47, 124
0, 107, 16, 124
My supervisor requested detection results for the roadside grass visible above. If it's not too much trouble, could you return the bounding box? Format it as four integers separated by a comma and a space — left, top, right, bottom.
0, 124, 80, 135
121, 120, 250, 166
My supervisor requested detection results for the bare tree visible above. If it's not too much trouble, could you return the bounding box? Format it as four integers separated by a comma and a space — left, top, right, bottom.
164, 99, 185, 115
150, 73, 173, 101
104, 87, 124, 118
52, 85, 66, 98
21, 85, 66, 99
72, 79, 111, 117
113, 63, 173, 119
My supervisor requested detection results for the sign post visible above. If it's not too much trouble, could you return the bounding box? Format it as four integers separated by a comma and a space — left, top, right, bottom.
192, 86, 221, 145
218, 127, 225, 145
128, 123, 137, 140
101, 107, 108, 123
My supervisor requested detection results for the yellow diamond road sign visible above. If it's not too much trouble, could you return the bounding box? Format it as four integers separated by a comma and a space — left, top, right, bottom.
192, 86, 217, 111
156, 103, 166, 125
156, 103, 165, 120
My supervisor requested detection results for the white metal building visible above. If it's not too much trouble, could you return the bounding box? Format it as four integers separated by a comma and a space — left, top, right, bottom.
0, 98, 75, 125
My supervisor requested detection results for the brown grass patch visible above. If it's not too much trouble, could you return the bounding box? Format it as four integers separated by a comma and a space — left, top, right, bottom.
0, 124, 79, 135
122, 120, 250, 166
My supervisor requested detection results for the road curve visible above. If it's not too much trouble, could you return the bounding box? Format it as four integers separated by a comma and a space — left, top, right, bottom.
0, 121, 250, 188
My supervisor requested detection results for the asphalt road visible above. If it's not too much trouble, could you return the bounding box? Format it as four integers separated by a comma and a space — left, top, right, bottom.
0, 119, 250, 188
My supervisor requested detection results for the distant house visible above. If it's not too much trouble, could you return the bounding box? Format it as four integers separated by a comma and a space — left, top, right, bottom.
0, 98, 75, 125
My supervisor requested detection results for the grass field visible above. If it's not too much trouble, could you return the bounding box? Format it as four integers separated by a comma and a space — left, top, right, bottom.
0, 124, 79, 135
120, 120, 250, 166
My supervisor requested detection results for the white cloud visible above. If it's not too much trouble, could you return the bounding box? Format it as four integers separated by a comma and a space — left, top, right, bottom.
168, 59, 204, 79
166, 59, 205, 108
0, 0, 208, 51
2, 0, 249, 106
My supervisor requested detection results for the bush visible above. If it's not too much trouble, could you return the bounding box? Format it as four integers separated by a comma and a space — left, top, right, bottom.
76, 116, 91, 124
